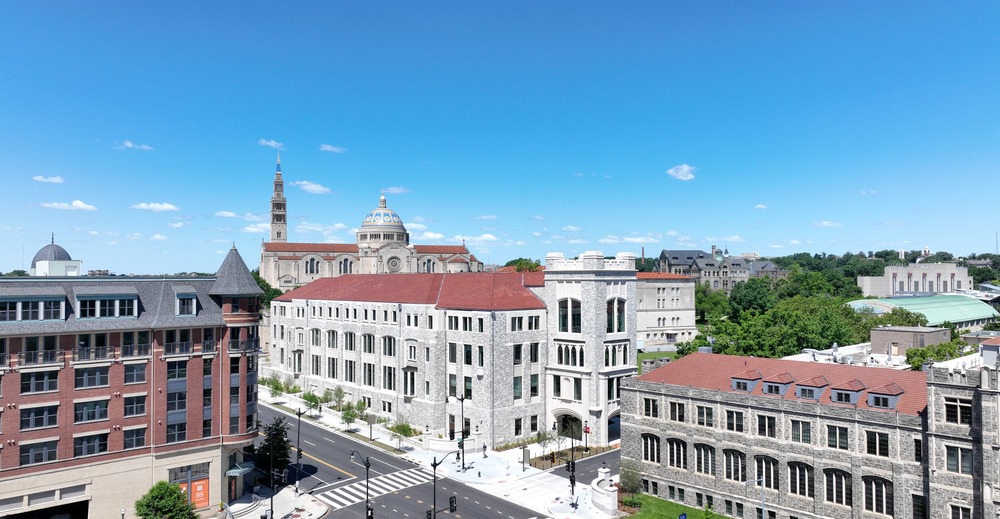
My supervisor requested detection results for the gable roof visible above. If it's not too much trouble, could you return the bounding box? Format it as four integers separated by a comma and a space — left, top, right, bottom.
263, 243, 360, 253
638, 353, 928, 416
275, 273, 545, 311
637, 272, 693, 280
209, 247, 264, 296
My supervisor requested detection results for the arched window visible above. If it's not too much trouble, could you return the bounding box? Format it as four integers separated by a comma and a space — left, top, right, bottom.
339, 258, 353, 274
326, 330, 337, 348
756, 455, 779, 490
788, 462, 814, 497
605, 347, 610, 366
571, 347, 577, 366
863, 476, 892, 515
824, 469, 852, 506
724, 449, 746, 482
606, 298, 626, 333
558, 298, 581, 333
667, 439, 687, 469
695, 444, 715, 475
558, 346, 564, 365
424, 259, 435, 273
641, 433, 661, 463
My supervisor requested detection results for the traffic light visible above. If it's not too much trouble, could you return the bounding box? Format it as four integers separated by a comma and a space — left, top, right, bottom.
569, 474, 576, 487
297, 448, 303, 460
565, 461, 571, 472
457, 439, 464, 449
449, 496, 457, 513
570, 461, 576, 472
366, 504, 374, 519
426, 510, 433, 519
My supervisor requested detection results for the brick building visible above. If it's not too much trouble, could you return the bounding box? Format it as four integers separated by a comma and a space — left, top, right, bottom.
0, 246, 263, 518
264, 251, 638, 448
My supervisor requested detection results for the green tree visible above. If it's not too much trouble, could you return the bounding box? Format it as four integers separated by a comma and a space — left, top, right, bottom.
695, 283, 729, 323
321, 388, 334, 408
728, 277, 777, 319
331, 386, 346, 411
251, 268, 283, 309
905, 340, 968, 370
618, 459, 643, 503
969, 265, 1000, 287
134, 481, 197, 519
355, 399, 368, 421
256, 417, 292, 483
3, 269, 28, 277
302, 391, 322, 416
267, 377, 284, 402
342, 405, 359, 432
503, 258, 541, 272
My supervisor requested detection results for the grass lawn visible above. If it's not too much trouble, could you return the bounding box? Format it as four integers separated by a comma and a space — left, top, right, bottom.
624, 494, 715, 518
637, 350, 677, 363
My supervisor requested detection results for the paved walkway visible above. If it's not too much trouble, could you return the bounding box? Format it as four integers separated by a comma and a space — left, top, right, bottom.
230, 393, 619, 519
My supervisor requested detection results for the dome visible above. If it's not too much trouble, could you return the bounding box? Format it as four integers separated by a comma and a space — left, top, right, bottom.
359, 195, 406, 232
31, 242, 72, 268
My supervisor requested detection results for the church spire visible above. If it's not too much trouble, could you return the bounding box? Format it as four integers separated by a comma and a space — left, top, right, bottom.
269, 155, 287, 243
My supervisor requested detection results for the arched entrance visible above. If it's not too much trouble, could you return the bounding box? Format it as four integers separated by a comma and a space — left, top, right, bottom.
553, 414, 584, 441
607, 412, 621, 442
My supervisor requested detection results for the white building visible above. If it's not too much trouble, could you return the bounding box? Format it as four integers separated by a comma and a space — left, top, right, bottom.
265, 251, 639, 447
857, 263, 973, 297
635, 272, 697, 350
29, 238, 82, 276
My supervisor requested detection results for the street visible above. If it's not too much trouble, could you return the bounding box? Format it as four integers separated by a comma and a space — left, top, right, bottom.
259, 404, 546, 519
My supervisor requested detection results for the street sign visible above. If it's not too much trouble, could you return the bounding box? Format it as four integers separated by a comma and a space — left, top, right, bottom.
680, 514, 687, 519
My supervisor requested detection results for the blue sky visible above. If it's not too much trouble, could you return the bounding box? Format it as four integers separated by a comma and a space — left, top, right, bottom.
2, 1, 997, 275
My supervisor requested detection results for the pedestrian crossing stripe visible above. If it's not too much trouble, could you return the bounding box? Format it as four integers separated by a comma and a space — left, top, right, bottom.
316, 467, 434, 510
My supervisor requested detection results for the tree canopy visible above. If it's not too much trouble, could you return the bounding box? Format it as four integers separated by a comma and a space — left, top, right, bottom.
503, 258, 541, 272
252, 268, 283, 309
134, 481, 197, 519
256, 417, 291, 482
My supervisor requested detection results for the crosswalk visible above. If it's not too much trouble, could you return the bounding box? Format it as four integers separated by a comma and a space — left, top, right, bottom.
316, 467, 435, 510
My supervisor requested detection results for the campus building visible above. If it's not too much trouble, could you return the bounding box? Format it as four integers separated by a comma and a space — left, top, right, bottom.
259, 156, 482, 290
0, 246, 263, 519
858, 263, 974, 297
656, 247, 750, 295
621, 352, 1000, 519
634, 272, 697, 350
264, 251, 638, 448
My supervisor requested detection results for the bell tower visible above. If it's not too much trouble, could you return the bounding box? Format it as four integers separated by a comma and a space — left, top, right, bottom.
269, 154, 287, 242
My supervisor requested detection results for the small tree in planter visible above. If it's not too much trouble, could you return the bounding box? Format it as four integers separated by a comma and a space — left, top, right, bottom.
618, 459, 643, 507
341, 405, 358, 432
135, 481, 196, 519
268, 378, 284, 403
331, 386, 346, 411
302, 391, 322, 417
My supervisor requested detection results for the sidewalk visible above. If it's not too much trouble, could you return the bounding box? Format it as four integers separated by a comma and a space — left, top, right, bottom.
228, 485, 328, 519
253, 392, 619, 519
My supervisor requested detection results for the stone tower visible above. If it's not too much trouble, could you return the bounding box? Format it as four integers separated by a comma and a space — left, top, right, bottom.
269, 155, 287, 242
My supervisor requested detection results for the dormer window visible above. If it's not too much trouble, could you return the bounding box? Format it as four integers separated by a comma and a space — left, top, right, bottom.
797, 376, 828, 401
872, 396, 890, 408
867, 383, 903, 410
831, 379, 865, 405
799, 387, 816, 400
735, 380, 749, 391
832, 391, 856, 404
731, 370, 761, 392
764, 384, 781, 395
178, 297, 195, 316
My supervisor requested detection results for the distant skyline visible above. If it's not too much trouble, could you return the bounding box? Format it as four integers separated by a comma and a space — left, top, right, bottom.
2, 1, 998, 274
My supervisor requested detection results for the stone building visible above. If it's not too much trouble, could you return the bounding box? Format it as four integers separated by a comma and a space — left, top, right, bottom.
656, 246, 750, 294
0, 245, 263, 518
264, 251, 638, 448
634, 272, 697, 350
259, 156, 482, 290
869, 325, 950, 357
858, 263, 974, 297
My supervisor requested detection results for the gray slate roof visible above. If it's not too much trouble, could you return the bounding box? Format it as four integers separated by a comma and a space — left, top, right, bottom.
209, 247, 264, 296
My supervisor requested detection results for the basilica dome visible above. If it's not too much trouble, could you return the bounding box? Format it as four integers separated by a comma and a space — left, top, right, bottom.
31, 241, 72, 268
357, 195, 409, 247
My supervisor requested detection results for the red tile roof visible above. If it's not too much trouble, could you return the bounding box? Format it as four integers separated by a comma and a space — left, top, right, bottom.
638, 353, 928, 416
414, 245, 472, 254
763, 372, 794, 384
275, 273, 545, 311
637, 272, 693, 280
264, 243, 359, 253
982, 337, 1000, 346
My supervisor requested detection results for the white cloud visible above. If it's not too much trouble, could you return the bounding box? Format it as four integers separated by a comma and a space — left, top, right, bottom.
296, 222, 346, 236
211, 238, 230, 243
860, 190, 879, 196
167, 221, 189, 228
215, 210, 262, 221
131, 202, 179, 212
562, 225, 582, 232
241, 223, 271, 233
624, 236, 658, 244
407, 223, 428, 231
532, 215, 544, 221
117, 140, 154, 151
88, 230, 99, 236
707, 235, 746, 243
666, 164, 696, 181
454, 233, 498, 243
214, 210, 238, 218
814, 220, 842, 228
532, 232, 543, 237
410, 216, 425, 222
258, 138, 284, 150
420, 232, 445, 240
107, 241, 118, 246
150, 234, 167, 241
127, 233, 143, 240
770, 244, 785, 249
567, 238, 587, 244
320, 144, 347, 153
40, 200, 96, 211
665, 230, 680, 236
476, 215, 497, 221
598, 236, 621, 244
754, 204, 767, 209
384, 186, 409, 195
33, 175, 65, 184
291, 180, 331, 194
789, 239, 801, 245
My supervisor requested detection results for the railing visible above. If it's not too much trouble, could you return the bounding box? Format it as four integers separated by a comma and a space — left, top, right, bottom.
164, 342, 193, 355
19, 350, 62, 365
202, 340, 217, 353
228, 338, 260, 353
121, 343, 151, 357
0, 352, 8, 366
73, 346, 112, 362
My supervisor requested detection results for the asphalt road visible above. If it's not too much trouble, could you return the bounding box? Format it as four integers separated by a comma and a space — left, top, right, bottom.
550, 449, 620, 482
259, 404, 545, 519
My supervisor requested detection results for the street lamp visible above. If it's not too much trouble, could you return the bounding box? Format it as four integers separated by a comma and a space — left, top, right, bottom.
584, 420, 590, 453
428, 450, 459, 518
446, 395, 467, 471
294, 408, 306, 495
350, 450, 373, 519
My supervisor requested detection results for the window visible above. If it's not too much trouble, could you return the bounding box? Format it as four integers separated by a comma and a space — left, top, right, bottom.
553, 376, 561, 398
641, 434, 661, 463
528, 316, 540, 330
863, 476, 893, 516
43, 300, 62, 319
464, 344, 473, 365
167, 391, 187, 411
363, 363, 376, 386
667, 439, 687, 469
0, 301, 16, 321
75, 367, 110, 388
448, 315, 459, 330
511, 316, 523, 331
21, 405, 59, 430
74, 400, 109, 422
403, 370, 416, 396
514, 418, 523, 436
124, 428, 146, 449
669, 402, 685, 422
756, 456, 778, 489
79, 299, 97, 318
871, 395, 890, 408
530, 415, 538, 433
946, 446, 973, 474
833, 391, 853, 404
573, 377, 582, 400
828, 425, 849, 450
945, 397, 973, 424
513, 376, 522, 399
866, 431, 889, 457
530, 374, 539, 397
178, 297, 195, 316
20, 440, 58, 466
695, 444, 715, 475
167, 360, 187, 379
643, 398, 659, 418
951, 505, 971, 519
697, 406, 713, 427
344, 360, 356, 383
798, 387, 816, 400
362, 334, 375, 354
21, 370, 58, 393
914, 438, 923, 463
464, 376, 473, 399
530, 342, 539, 362
74, 433, 109, 457
448, 342, 457, 363
449, 374, 457, 397
825, 469, 852, 506
344, 332, 355, 351
166, 423, 186, 443
124, 363, 146, 384
757, 415, 776, 438
606, 298, 626, 333
734, 380, 749, 391
513, 344, 523, 365
558, 298, 582, 333
382, 366, 396, 391
788, 463, 814, 497
791, 420, 811, 443
724, 449, 746, 482
726, 410, 744, 432
382, 336, 396, 356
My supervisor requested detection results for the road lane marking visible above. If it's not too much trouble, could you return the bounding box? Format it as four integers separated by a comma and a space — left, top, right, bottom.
304, 439, 316, 446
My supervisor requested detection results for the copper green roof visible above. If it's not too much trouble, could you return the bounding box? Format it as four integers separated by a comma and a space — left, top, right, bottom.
847, 294, 999, 326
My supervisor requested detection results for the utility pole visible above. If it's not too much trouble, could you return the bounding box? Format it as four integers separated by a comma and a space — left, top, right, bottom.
295, 408, 305, 495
